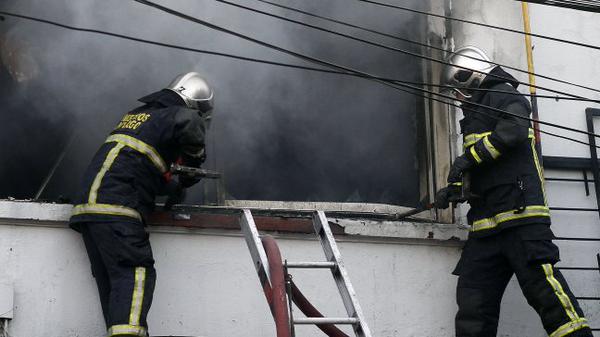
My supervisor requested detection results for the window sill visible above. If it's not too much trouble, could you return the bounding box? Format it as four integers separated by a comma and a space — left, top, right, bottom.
0, 200, 468, 245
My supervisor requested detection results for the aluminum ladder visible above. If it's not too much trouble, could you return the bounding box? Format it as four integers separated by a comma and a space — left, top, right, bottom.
240, 209, 372, 337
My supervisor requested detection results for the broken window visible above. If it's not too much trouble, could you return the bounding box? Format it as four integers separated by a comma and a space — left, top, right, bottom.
0, 1, 450, 213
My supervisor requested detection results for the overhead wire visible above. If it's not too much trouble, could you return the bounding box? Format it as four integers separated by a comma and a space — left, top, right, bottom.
131, 0, 600, 146
256, 0, 600, 96
210, 0, 597, 101
517, 0, 600, 12
426, 85, 600, 103
1, 8, 597, 146
357, 0, 600, 51
2, 11, 597, 104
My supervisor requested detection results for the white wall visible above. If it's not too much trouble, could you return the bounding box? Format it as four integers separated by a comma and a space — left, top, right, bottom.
0, 195, 594, 337
449, 1, 600, 335
0, 201, 465, 337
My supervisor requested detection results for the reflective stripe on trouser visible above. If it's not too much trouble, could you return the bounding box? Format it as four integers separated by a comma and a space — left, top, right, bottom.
540, 264, 590, 337
80, 223, 155, 337
107, 267, 149, 336
455, 229, 592, 337
105, 266, 155, 337
107, 324, 147, 337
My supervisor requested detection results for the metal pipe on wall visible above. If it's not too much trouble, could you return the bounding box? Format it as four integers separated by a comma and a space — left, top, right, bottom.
521, 3, 543, 162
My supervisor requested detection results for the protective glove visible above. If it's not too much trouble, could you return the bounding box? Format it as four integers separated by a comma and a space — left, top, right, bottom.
434, 187, 452, 209
179, 174, 202, 188
164, 181, 186, 210
447, 154, 474, 184
434, 185, 463, 209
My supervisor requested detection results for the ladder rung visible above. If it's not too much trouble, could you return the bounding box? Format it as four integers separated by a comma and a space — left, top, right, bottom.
293, 317, 359, 325
286, 261, 336, 269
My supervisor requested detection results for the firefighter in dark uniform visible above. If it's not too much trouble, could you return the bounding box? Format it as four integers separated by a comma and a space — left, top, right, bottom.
435, 46, 592, 337
69, 72, 214, 337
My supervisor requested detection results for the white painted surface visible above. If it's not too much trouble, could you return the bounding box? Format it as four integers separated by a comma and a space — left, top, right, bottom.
0, 195, 595, 337
0, 283, 14, 319
0, 213, 462, 337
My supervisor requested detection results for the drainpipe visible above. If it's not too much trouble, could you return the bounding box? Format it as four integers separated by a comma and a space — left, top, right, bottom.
521, 3, 543, 162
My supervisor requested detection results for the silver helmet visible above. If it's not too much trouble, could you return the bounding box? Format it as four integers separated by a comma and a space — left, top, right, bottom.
441, 46, 496, 98
166, 72, 214, 112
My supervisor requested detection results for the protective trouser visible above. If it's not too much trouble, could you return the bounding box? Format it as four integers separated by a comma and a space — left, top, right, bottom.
81, 222, 156, 337
453, 225, 592, 337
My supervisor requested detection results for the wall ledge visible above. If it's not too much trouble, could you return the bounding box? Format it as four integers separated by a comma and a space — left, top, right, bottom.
0, 200, 467, 245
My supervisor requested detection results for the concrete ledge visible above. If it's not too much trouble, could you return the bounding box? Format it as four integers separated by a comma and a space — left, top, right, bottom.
0, 200, 468, 245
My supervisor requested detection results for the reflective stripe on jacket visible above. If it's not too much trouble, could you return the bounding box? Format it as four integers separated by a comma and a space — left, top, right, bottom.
70, 90, 206, 226
460, 67, 549, 238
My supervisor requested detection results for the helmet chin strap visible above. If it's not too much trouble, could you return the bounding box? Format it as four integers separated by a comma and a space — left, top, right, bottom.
453, 70, 490, 100
453, 88, 472, 100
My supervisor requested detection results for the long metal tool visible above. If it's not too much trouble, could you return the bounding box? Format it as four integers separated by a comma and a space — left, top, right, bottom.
394, 203, 434, 220
34, 131, 77, 200
170, 163, 221, 179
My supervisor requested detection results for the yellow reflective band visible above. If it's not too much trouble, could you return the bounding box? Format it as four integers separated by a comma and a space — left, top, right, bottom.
470, 146, 483, 164
106, 134, 167, 173
471, 205, 550, 232
531, 139, 548, 206
72, 203, 142, 221
542, 264, 580, 322
107, 324, 148, 337
463, 128, 535, 149
464, 132, 492, 148
483, 136, 501, 159
129, 267, 146, 326
89, 143, 125, 203
549, 318, 589, 337
450, 182, 463, 187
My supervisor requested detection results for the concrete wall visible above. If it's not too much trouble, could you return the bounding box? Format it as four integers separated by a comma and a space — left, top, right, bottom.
0, 197, 596, 337
0, 3, 599, 337
0, 201, 465, 337
449, 1, 600, 336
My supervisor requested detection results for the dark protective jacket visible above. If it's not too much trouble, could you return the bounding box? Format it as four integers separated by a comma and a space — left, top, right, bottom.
460, 67, 549, 238
70, 90, 206, 228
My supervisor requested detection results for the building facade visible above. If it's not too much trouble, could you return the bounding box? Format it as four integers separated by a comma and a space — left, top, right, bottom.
0, 1, 598, 336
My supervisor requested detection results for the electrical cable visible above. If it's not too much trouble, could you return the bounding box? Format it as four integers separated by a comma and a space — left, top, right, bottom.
256, 0, 600, 96
556, 266, 600, 271
555, 236, 600, 241
358, 0, 600, 51
517, 0, 600, 12
132, 0, 600, 147
211, 0, 596, 102
407, 83, 600, 103
2, 8, 597, 146
3, 11, 596, 105
195, 0, 600, 138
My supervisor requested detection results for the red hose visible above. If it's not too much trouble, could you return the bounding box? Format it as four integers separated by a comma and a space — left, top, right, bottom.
262, 235, 291, 337
261, 235, 350, 337
290, 281, 350, 337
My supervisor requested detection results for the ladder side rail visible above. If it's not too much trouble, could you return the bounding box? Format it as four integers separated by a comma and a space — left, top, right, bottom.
240, 209, 272, 287
313, 211, 373, 337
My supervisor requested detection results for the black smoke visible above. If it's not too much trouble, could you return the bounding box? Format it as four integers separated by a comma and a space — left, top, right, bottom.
0, 0, 426, 206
